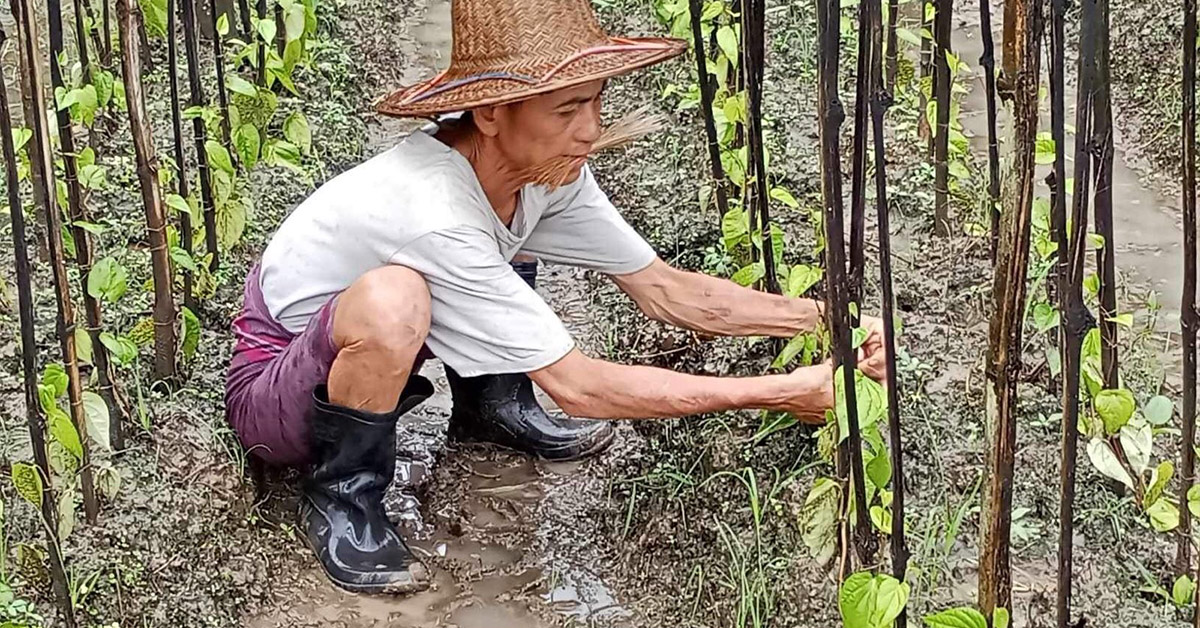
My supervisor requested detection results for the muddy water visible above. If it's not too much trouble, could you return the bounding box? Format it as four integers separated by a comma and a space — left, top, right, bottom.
953, 3, 1185, 329
251, 1, 640, 625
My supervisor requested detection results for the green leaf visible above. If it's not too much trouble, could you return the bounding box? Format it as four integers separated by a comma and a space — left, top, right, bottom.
838, 572, 875, 628
93, 70, 114, 109
798, 477, 840, 566
1188, 484, 1200, 518
992, 608, 1011, 628
11, 463, 43, 509
867, 449, 892, 489
96, 463, 121, 500
217, 13, 230, 35
87, 256, 129, 303
1146, 461, 1173, 509
283, 111, 312, 155
42, 364, 68, 399
872, 575, 909, 628
181, 307, 201, 361
1144, 395, 1175, 426
81, 391, 111, 451
49, 407, 83, 460
835, 368, 887, 443
99, 332, 138, 366
770, 186, 799, 208
852, 327, 870, 350
165, 193, 194, 221
215, 199, 248, 249
234, 124, 261, 169
1094, 388, 1136, 435
721, 206, 748, 251
731, 262, 765, 287
57, 490, 75, 541
1031, 302, 1059, 333
1086, 438, 1134, 489
226, 74, 258, 97
142, 0, 168, 37
79, 163, 107, 189
895, 27, 921, 46
869, 505, 892, 533
256, 16, 278, 43
787, 264, 823, 297
924, 607, 987, 628
170, 246, 199, 273
1120, 422, 1153, 475
715, 25, 738, 67
1148, 499, 1180, 532
1174, 575, 1196, 607
11, 127, 31, 153
772, 333, 808, 370
75, 327, 93, 366
1108, 313, 1134, 328
206, 139, 235, 174
284, 3, 306, 41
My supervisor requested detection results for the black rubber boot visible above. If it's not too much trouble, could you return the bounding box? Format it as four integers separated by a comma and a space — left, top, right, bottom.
446, 260, 615, 461
301, 375, 435, 594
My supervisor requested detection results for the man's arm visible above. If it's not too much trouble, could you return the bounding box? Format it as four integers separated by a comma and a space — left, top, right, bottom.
530, 348, 833, 422
611, 258, 823, 338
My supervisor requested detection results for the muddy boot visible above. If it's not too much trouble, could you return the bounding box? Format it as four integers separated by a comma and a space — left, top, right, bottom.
446, 260, 615, 461
301, 376, 435, 594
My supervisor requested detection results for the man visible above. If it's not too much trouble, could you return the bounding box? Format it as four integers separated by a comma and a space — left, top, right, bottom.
225, 0, 887, 596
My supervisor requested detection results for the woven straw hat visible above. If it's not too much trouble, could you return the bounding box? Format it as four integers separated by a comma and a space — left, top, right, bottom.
377, 0, 687, 118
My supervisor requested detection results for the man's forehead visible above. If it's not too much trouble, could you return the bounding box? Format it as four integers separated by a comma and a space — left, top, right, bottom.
544, 80, 607, 105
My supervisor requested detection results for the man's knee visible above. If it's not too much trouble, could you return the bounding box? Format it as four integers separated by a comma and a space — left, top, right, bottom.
333, 265, 431, 357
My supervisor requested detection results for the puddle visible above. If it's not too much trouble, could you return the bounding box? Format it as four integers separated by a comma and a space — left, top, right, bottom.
953, 3, 1184, 330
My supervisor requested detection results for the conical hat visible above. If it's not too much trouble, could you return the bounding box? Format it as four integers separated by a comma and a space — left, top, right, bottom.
377, 0, 687, 118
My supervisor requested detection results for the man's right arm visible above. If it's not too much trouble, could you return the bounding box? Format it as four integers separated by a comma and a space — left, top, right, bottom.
529, 349, 834, 423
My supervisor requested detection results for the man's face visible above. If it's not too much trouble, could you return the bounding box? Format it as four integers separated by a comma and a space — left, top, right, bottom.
485, 80, 605, 184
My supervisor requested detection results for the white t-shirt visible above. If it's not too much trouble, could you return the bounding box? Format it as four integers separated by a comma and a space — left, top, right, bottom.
258, 129, 655, 377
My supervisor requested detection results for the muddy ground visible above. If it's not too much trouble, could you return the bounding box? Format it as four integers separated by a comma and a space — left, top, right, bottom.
0, 0, 1195, 626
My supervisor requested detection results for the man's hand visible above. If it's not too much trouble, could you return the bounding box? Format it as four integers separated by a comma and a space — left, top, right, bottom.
783, 363, 834, 423
857, 315, 889, 384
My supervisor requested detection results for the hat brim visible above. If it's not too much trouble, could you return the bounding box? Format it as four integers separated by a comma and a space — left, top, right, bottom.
376, 36, 688, 119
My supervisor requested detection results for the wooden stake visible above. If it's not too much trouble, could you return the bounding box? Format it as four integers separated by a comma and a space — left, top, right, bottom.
932, 0, 953, 236
255, 0, 267, 85
849, 0, 872, 306
13, 10, 50, 262
15, 0, 100, 525
885, 0, 899, 94
48, 0, 126, 457
978, 0, 1041, 613
181, 0, 221, 272
1178, 0, 1198, 582
168, 0, 198, 313
0, 25, 77, 628
118, 0, 179, 382
818, 0, 875, 567
207, 0, 234, 157
743, 0, 778, 294
1092, 0, 1117, 389
979, 0, 1002, 262
687, 0, 730, 221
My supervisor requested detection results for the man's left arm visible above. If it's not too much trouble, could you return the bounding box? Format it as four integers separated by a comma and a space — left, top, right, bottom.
612, 259, 888, 379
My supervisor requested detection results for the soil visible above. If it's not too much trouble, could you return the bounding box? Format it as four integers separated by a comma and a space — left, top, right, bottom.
0, 0, 1195, 626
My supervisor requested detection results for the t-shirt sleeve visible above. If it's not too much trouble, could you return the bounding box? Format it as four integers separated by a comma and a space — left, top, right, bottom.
519, 165, 657, 275
389, 227, 575, 378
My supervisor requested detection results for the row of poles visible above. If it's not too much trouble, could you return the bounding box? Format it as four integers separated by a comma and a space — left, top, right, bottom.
2, 0, 286, 622
693, 0, 1196, 625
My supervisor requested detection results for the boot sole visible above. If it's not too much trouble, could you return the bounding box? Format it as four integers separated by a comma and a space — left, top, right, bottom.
448, 420, 617, 462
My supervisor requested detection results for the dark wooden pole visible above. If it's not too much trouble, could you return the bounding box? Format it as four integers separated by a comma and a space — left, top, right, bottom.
980, 0, 1002, 261
236, 0, 251, 36
849, 0, 872, 307
744, 0, 778, 293
118, 0, 179, 381
1178, 0, 1198, 581
18, 0, 100, 525
255, 0, 267, 84
181, 0, 221, 271
818, 0, 875, 568
885, 0, 899, 94
1092, 0, 1117, 389
168, 0, 198, 313
207, 0, 234, 156
49, 0, 126, 457
932, 0, 953, 236
978, 0, 1041, 614
687, 0, 730, 221
0, 25, 77, 628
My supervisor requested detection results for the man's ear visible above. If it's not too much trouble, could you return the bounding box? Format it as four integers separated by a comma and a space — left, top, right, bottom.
472, 105, 502, 137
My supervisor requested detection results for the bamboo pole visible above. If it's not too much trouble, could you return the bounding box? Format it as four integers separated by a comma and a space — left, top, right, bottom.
0, 25, 77, 628
980, 0, 1002, 262
932, 0, 953, 236
255, 0, 266, 84
918, 2, 933, 153
849, 0, 872, 306
182, 0, 221, 272
885, 0, 899, 94
818, 0, 875, 568
103, 0, 112, 65
168, 0, 198, 313
70, 0, 96, 81
978, 0, 1041, 613
1179, 0, 1198, 581
118, 0, 179, 381
15, 0, 100, 525
48, 0, 126, 457
744, 0, 778, 294
14, 10, 50, 262
687, 0, 730, 221
207, 0, 234, 156
1092, 0, 1117, 389
236, 0, 252, 37
864, 0, 908, 620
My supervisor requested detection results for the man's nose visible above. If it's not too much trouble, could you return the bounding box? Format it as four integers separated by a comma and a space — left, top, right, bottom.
577, 101, 602, 145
